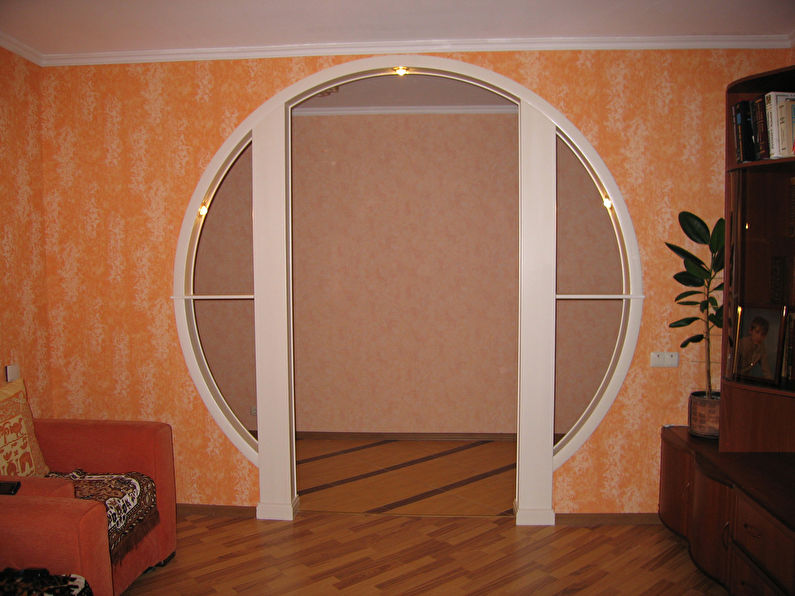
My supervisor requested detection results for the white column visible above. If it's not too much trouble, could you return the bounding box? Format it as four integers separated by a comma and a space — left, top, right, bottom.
514, 100, 556, 525
253, 108, 297, 520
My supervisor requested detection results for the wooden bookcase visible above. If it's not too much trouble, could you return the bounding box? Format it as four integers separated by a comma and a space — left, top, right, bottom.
660, 65, 795, 595
721, 65, 795, 452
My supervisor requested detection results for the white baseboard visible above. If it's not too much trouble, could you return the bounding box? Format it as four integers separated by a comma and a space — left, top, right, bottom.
256, 496, 298, 520
514, 506, 556, 526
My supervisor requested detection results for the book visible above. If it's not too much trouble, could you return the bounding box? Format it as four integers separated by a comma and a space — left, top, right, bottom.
732, 100, 755, 162
765, 91, 795, 158
790, 101, 795, 156
777, 98, 795, 158
750, 95, 769, 160
787, 176, 795, 238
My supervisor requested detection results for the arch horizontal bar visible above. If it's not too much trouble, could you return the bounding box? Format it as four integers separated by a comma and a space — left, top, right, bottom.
173, 295, 255, 300
556, 294, 644, 300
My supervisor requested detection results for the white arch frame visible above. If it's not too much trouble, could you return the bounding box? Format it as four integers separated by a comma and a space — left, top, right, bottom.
173, 55, 643, 525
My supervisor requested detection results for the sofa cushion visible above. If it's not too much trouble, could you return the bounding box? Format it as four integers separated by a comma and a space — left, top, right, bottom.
0, 379, 50, 477
48, 469, 159, 564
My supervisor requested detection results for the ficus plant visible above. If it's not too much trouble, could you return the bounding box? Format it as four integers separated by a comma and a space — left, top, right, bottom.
666, 211, 725, 400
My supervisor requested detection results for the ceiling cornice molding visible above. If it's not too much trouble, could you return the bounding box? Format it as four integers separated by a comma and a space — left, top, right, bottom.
2, 33, 792, 67
0, 32, 41, 65
292, 105, 518, 116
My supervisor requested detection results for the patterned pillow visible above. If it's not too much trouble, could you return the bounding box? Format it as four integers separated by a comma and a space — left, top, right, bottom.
0, 379, 50, 477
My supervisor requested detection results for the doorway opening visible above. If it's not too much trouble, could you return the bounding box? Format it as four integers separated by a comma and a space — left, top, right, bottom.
173, 55, 643, 523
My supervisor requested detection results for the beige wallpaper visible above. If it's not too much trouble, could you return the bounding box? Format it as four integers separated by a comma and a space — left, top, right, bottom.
291, 113, 519, 433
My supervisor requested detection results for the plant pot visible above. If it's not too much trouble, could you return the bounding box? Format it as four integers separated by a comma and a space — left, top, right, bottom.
688, 391, 720, 439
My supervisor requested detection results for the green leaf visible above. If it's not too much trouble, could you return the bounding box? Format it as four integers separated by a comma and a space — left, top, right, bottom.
710, 306, 724, 328
712, 246, 725, 273
679, 211, 711, 245
675, 290, 701, 301
666, 242, 705, 267
677, 300, 701, 306
680, 334, 705, 348
670, 316, 700, 328
713, 282, 724, 293
710, 218, 725, 253
700, 300, 710, 312
674, 271, 704, 287
684, 257, 710, 280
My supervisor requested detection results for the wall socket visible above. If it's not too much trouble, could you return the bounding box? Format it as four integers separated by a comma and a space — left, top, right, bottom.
650, 352, 679, 368
5, 364, 20, 382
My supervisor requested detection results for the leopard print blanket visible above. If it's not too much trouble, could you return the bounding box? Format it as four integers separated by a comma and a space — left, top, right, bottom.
0, 567, 92, 595
47, 469, 159, 564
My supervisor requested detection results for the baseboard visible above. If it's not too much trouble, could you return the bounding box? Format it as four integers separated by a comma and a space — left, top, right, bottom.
515, 506, 556, 526
176, 503, 256, 518
295, 431, 517, 441
555, 513, 661, 526
175, 503, 661, 527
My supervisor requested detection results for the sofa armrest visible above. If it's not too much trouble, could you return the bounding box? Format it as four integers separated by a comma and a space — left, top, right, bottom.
0, 475, 74, 497
33, 419, 177, 558
0, 495, 114, 596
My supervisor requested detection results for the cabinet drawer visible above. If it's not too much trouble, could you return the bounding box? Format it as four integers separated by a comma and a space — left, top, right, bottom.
731, 546, 786, 596
734, 491, 795, 593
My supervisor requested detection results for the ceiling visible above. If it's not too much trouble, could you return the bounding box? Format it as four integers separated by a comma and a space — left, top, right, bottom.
1, 0, 794, 66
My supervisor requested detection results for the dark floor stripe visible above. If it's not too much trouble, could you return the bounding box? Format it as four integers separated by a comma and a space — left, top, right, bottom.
366, 462, 517, 514
296, 439, 397, 465
298, 440, 492, 496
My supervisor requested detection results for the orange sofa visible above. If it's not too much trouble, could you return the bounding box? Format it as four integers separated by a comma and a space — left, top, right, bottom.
0, 419, 176, 596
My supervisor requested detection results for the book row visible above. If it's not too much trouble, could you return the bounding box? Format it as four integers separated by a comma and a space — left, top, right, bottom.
732, 91, 795, 163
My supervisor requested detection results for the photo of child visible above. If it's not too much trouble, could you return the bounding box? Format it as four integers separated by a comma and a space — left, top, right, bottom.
737, 315, 773, 379
734, 307, 784, 383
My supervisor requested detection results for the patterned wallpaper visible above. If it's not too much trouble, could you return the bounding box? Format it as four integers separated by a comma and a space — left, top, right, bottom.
292, 113, 519, 434
1, 47, 791, 511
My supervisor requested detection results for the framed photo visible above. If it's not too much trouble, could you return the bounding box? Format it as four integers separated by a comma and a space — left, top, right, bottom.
780, 310, 795, 390
732, 305, 786, 385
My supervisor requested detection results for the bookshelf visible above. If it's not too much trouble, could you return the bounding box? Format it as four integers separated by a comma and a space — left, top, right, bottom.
722, 65, 795, 452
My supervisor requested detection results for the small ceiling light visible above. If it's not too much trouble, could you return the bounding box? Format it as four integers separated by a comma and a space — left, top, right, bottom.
602, 196, 613, 209
198, 203, 208, 216
393, 66, 409, 76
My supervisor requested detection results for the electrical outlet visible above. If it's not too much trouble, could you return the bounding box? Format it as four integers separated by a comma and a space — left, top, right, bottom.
250, 406, 257, 416
650, 352, 679, 368
5, 364, 20, 382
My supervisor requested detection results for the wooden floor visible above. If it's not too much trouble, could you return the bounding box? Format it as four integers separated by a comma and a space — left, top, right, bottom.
125, 439, 725, 594
295, 438, 516, 516
126, 510, 725, 594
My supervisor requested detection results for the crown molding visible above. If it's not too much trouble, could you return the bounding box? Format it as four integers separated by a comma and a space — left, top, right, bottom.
292, 104, 518, 116
0, 32, 41, 64
2, 33, 792, 67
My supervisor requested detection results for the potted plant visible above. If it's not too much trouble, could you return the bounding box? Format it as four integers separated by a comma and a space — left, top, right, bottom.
666, 211, 724, 438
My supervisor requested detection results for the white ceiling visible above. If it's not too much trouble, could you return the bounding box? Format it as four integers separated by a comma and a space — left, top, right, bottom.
1, 0, 794, 66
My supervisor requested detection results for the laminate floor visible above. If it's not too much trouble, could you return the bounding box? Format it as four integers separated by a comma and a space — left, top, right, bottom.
125, 509, 726, 595
295, 438, 516, 516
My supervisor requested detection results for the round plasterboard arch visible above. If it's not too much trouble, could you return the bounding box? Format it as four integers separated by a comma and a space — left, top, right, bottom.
173, 55, 643, 523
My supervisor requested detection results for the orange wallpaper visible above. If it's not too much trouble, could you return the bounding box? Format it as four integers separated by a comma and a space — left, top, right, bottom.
1, 46, 791, 511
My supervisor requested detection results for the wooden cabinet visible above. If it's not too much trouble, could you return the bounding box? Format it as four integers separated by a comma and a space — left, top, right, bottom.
689, 458, 733, 584
722, 65, 795, 452
658, 427, 795, 594
733, 490, 795, 594
659, 428, 692, 537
